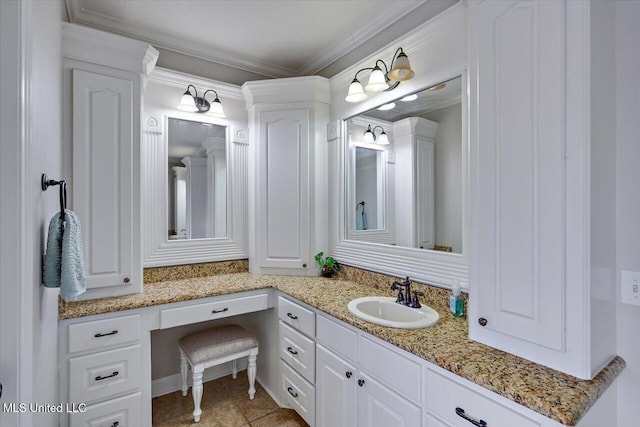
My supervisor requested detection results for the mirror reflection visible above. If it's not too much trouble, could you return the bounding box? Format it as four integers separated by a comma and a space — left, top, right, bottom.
167, 118, 227, 240
346, 76, 462, 253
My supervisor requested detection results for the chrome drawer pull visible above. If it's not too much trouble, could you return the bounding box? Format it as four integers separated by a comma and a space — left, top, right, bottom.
287, 347, 298, 355
94, 330, 118, 338
286, 312, 298, 320
456, 407, 487, 426
95, 371, 119, 381
110, 422, 119, 427
211, 308, 229, 314
287, 386, 298, 398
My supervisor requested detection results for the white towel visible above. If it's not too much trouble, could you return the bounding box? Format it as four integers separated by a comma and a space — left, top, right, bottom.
43, 209, 86, 301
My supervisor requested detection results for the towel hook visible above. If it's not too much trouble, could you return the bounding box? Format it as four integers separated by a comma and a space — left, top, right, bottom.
41, 173, 67, 221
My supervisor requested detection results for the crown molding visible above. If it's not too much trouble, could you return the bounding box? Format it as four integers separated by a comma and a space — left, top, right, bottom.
148, 67, 244, 100
296, 0, 427, 76
242, 76, 331, 108
62, 22, 159, 75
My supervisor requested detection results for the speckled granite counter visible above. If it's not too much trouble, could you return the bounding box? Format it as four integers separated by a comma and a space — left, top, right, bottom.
59, 273, 624, 425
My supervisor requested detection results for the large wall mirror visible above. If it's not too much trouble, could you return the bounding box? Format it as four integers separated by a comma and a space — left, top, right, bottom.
345, 76, 462, 253
142, 68, 248, 267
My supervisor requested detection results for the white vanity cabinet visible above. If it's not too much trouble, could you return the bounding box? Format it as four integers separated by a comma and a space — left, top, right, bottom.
58, 312, 147, 427
315, 314, 422, 427
277, 296, 316, 425
468, 0, 617, 379
63, 23, 158, 299
243, 77, 330, 275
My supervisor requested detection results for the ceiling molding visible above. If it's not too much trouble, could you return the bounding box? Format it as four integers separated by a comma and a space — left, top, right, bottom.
66, 0, 429, 79
148, 67, 245, 100
296, 0, 427, 76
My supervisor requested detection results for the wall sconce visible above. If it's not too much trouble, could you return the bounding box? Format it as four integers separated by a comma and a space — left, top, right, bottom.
177, 84, 225, 117
363, 125, 390, 145
345, 47, 415, 103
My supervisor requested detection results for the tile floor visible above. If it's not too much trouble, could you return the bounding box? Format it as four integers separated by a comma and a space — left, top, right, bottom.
152, 371, 309, 427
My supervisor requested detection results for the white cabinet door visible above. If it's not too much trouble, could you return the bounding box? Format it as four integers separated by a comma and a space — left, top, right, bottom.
469, 0, 566, 350
72, 69, 136, 290
315, 344, 357, 427
257, 109, 310, 270
357, 373, 421, 427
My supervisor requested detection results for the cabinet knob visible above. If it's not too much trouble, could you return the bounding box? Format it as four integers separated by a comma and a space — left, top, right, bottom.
302, 263, 307, 268
478, 317, 487, 327
345, 371, 352, 379
123, 277, 130, 284
358, 379, 365, 387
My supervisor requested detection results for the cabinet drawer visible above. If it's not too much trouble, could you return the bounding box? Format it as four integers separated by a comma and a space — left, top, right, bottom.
68, 315, 141, 354
359, 336, 421, 404
426, 369, 540, 427
279, 321, 315, 383
160, 293, 269, 329
70, 391, 141, 427
316, 314, 357, 362
281, 360, 315, 426
69, 345, 141, 404
278, 296, 315, 337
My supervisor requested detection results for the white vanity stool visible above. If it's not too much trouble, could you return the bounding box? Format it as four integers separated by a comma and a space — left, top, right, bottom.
178, 325, 259, 422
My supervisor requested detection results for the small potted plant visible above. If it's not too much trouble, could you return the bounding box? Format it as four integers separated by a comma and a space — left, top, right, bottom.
314, 251, 341, 278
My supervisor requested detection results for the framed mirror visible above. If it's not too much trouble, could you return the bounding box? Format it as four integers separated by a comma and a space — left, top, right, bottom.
346, 76, 462, 253
331, 73, 468, 287
142, 68, 248, 267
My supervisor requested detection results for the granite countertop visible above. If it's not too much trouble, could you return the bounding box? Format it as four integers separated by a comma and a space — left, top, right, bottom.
59, 273, 624, 426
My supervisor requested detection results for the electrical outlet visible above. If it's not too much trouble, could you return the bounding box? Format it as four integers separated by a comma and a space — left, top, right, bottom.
621, 271, 640, 306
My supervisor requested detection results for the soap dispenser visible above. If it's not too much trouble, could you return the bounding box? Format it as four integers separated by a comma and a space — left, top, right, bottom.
449, 280, 464, 317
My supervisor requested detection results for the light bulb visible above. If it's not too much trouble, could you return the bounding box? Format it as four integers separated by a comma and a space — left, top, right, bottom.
209, 97, 225, 117
178, 91, 198, 112
345, 79, 367, 102
365, 66, 388, 92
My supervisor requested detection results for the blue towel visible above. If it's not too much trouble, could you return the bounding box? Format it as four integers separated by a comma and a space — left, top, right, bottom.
43, 209, 86, 301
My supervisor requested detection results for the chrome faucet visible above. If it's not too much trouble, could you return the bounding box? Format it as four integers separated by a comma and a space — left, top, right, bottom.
390, 277, 424, 308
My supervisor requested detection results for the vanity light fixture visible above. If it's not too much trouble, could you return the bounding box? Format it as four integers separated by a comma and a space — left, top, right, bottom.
345, 47, 415, 103
177, 84, 226, 117
363, 124, 390, 145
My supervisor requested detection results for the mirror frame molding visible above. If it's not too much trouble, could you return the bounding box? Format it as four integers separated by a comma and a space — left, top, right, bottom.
142, 68, 248, 267
330, 72, 469, 288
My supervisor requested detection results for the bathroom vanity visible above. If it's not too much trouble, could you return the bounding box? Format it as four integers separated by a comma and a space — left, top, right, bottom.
58, 273, 622, 427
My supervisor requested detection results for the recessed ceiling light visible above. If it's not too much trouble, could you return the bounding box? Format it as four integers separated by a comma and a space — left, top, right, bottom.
428, 83, 447, 91
378, 102, 396, 111
400, 94, 418, 102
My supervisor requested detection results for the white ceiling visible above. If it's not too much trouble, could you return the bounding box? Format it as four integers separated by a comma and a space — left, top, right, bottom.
66, 0, 455, 79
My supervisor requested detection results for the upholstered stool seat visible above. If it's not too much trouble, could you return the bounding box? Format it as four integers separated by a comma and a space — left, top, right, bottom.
178, 325, 259, 423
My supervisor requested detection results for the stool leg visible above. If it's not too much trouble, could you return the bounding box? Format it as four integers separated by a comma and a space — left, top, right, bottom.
232, 359, 238, 379
192, 365, 204, 422
247, 351, 257, 400
179, 351, 188, 397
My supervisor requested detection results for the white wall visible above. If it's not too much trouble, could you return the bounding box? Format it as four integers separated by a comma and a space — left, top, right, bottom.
422, 103, 462, 253
616, 1, 640, 425
0, 1, 64, 426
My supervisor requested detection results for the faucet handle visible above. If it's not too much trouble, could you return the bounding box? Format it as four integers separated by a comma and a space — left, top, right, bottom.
410, 290, 425, 308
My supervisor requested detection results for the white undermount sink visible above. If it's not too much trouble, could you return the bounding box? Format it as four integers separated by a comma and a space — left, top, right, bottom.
347, 296, 440, 329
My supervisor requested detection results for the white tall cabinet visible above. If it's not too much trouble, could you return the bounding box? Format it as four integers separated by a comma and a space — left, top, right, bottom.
243, 77, 330, 275
468, 0, 617, 379
63, 23, 158, 299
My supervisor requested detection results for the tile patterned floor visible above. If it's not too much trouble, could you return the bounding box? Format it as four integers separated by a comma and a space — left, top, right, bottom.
152, 371, 309, 427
